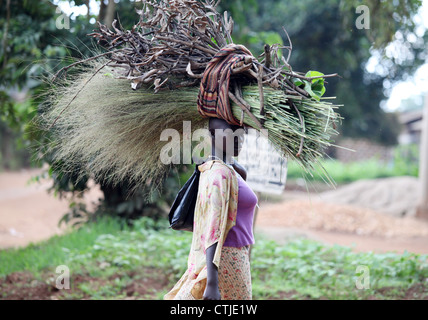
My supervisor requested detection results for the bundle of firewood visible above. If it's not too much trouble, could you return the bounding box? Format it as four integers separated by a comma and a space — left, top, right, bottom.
43, 0, 342, 190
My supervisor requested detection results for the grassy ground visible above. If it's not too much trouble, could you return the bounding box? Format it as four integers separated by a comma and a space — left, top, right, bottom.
0, 217, 427, 300
287, 157, 418, 185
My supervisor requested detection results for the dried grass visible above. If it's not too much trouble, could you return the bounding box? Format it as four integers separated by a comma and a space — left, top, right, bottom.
37, 1, 344, 194
39, 63, 207, 193
38, 59, 340, 192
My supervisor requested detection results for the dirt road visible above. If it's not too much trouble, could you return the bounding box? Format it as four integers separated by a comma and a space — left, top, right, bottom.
0, 169, 102, 249
256, 189, 428, 255
1, 170, 428, 255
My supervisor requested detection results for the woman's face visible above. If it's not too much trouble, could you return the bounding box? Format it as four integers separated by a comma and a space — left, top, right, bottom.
209, 118, 247, 157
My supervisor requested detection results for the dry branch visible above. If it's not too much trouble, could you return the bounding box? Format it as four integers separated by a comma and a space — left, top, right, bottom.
44, 0, 342, 186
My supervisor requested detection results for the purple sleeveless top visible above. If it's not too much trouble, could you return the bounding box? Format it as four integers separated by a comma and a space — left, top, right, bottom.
223, 175, 258, 248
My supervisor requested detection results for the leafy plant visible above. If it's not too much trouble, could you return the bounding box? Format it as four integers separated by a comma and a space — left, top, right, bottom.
293, 71, 326, 101
1, 216, 427, 299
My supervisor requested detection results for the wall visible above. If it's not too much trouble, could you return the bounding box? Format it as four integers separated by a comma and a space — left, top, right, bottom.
331, 138, 394, 163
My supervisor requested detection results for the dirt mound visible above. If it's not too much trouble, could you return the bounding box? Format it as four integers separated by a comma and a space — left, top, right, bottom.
318, 176, 420, 217
2, 170, 427, 255
257, 198, 428, 238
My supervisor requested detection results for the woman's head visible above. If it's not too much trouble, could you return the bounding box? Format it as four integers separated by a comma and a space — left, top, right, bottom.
209, 118, 247, 158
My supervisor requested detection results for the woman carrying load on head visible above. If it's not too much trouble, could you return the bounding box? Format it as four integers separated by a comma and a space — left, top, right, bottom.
164, 45, 259, 301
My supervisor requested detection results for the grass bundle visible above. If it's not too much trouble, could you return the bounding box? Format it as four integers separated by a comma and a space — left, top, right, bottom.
232, 86, 341, 185
40, 0, 343, 191
39, 66, 208, 191
39, 62, 340, 191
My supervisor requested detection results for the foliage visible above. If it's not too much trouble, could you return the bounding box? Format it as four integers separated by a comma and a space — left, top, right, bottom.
52, 164, 194, 227
61, 165, 193, 225
0, 0, 69, 169
0, 0, 191, 224
251, 236, 428, 299
287, 144, 419, 184
392, 143, 420, 177
219, 0, 426, 146
1, 0, 426, 225
1, 216, 427, 299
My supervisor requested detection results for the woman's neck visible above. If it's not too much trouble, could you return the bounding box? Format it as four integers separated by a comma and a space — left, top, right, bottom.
211, 146, 233, 164
209, 154, 233, 164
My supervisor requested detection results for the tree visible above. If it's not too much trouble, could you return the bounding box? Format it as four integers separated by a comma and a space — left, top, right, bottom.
219, 0, 426, 145
0, 0, 70, 169
0, 0, 185, 226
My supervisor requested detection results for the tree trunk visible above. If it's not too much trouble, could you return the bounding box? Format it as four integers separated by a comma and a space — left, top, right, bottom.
0, 124, 12, 170
104, 0, 116, 28
98, 0, 107, 23
85, 0, 90, 20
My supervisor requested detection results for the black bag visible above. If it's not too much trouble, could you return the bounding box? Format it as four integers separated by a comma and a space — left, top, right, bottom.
168, 165, 201, 231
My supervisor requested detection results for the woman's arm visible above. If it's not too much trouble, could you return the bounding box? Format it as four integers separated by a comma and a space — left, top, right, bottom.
203, 243, 221, 300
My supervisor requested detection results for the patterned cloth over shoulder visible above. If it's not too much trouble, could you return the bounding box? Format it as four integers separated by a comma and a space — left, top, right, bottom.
164, 159, 238, 300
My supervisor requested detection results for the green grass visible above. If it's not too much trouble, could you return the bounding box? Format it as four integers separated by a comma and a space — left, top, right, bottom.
1, 216, 427, 299
0, 217, 126, 277
287, 156, 418, 185
251, 236, 428, 299
287, 143, 419, 185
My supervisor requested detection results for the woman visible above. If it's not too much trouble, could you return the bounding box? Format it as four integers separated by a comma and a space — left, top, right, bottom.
164, 117, 258, 300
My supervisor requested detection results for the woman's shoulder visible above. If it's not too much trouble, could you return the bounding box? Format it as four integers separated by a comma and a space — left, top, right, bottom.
210, 162, 235, 179
199, 160, 235, 181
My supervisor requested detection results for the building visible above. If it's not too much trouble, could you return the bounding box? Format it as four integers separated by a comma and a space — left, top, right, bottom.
398, 109, 423, 145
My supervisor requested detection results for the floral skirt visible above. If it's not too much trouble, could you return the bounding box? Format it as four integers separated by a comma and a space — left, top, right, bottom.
172, 246, 252, 300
